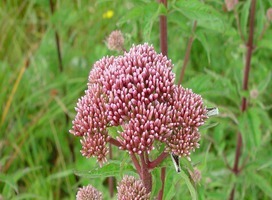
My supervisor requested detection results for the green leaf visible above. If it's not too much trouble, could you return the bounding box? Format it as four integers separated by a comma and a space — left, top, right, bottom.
163, 167, 197, 200
47, 169, 74, 181
151, 167, 162, 199
238, 107, 262, 151
174, 0, 225, 32
74, 160, 136, 178
176, 169, 197, 200
163, 168, 178, 200
258, 71, 271, 94
13, 166, 42, 182
173, 60, 183, 84
195, 30, 211, 64
118, 2, 167, 40
107, 125, 123, 139
247, 171, 272, 198
240, 0, 251, 38
0, 173, 18, 193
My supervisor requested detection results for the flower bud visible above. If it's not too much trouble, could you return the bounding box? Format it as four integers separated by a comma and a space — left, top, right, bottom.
225, 0, 238, 11
117, 175, 150, 200
76, 185, 102, 200
107, 30, 125, 51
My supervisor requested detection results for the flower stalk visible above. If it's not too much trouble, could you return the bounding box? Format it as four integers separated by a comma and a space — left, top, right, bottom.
229, 0, 256, 199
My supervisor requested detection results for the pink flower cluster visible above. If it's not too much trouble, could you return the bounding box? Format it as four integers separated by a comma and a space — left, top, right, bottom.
117, 175, 150, 200
70, 43, 207, 166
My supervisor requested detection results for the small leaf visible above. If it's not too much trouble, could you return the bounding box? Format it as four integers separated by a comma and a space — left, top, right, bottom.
47, 170, 74, 181
74, 161, 136, 178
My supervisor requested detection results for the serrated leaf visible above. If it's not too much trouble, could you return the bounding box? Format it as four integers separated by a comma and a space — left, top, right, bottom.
74, 161, 136, 178
174, 0, 225, 32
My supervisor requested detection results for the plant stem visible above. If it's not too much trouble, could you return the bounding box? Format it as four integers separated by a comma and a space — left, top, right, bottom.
159, 0, 168, 56
229, 0, 256, 199
148, 152, 168, 169
140, 153, 152, 193
130, 153, 142, 175
108, 144, 114, 197
49, 0, 63, 72
178, 21, 197, 85
108, 137, 122, 147
158, 0, 168, 199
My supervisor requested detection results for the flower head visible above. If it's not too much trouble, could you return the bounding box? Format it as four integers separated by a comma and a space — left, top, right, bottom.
76, 185, 102, 200
107, 30, 125, 51
70, 43, 208, 164
225, 0, 238, 11
70, 84, 109, 165
117, 175, 150, 200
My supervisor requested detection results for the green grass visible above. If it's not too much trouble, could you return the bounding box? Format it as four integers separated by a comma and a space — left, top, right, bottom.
1, 0, 272, 199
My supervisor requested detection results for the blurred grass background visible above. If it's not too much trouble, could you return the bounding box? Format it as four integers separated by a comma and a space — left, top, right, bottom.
0, 0, 272, 199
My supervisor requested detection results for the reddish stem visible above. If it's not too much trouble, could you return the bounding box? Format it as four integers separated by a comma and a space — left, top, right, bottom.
158, 0, 168, 199
108, 137, 121, 147
158, 167, 166, 200
140, 153, 152, 193
229, 0, 256, 199
159, 0, 168, 56
108, 144, 114, 197
148, 152, 169, 169
130, 153, 142, 175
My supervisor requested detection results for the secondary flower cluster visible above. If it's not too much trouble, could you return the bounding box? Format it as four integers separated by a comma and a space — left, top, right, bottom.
76, 176, 149, 200
70, 43, 207, 166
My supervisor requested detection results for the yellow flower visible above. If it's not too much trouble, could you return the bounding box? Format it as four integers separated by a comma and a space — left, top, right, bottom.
103, 10, 114, 19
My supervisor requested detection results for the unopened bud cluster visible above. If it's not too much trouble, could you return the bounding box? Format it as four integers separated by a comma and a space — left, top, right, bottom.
70, 43, 208, 166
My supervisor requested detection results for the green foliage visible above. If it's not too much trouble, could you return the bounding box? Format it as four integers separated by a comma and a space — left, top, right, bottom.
1, 0, 271, 199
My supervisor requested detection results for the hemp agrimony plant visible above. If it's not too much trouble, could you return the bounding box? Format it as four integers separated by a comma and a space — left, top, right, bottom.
69, 28, 217, 199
